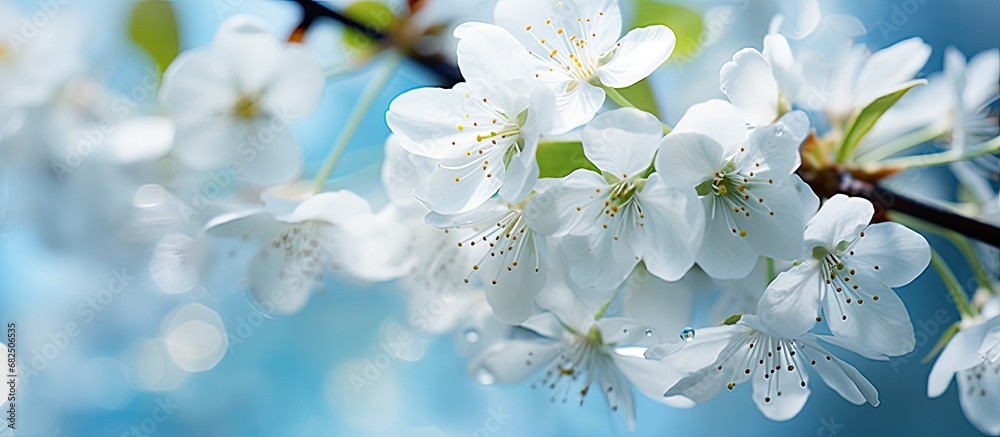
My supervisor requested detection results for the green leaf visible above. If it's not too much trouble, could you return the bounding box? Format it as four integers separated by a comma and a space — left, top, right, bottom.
342, 1, 396, 55
536, 141, 599, 179
616, 79, 661, 117
128, 0, 179, 76
632, 1, 704, 61
836, 80, 926, 163
723, 314, 743, 325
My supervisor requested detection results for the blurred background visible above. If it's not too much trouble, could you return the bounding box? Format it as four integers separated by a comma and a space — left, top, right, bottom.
0, 0, 997, 435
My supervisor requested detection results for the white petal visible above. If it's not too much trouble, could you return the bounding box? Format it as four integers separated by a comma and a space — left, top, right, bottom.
672, 99, 748, 149
758, 263, 821, 339
963, 48, 1000, 110
582, 108, 662, 178
259, 46, 325, 116
655, 132, 723, 189
455, 22, 535, 85
520, 312, 566, 339
170, 116, 244, 169
823, 275, 915, 359
385, 86, 473, 159
523, 169, 609, 236
928, 323, 989, 397
482, 233, 547, 324
204, 209, 278, 238
763, 34, 800, 97
498, 154, 540, 204
637, 175, 702, 281
597, 26, 676, 89
598, 317, 654, 346
803, 195, 874, 249
621, 266, 698, 340
696, 199, 760, 279
552, 80, 606, 134
563, 230, 640, 292
751, 355, 810, 421
739, 182, 808, 261
956, 361, 1000, 435
213, 16, 284, 95
426, 146, 506, 214
612, 353, 694, 408
849, 222, 930, 287
799, 335, 879, 407
159, 50, 238, 116
235, 118, 302, 186
290, 191, 373, 225
739, 110, 810, 181
469, 339, 562, 383
721, 48, 780, 126
853, 37, 931, 108
772, 0, 820, 39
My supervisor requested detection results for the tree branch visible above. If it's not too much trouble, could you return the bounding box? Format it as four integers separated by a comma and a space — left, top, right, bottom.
284, 0, 463, 86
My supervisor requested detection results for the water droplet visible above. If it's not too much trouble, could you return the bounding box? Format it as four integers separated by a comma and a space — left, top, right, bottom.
680, 327, 696, 342
464, 328, 480, 343
644, 329, 653, 337
476, 367, 495, 385
775, 127, 785, 137
622, 328, 629, 334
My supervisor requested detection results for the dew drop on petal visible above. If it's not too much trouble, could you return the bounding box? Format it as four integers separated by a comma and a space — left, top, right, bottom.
680, 327, 696, 342
644, 329, 653, 337
476, 367, 496, 385
464, 328, 480, 344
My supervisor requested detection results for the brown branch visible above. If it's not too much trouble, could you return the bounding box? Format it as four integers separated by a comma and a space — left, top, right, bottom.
284, 0, 463, 86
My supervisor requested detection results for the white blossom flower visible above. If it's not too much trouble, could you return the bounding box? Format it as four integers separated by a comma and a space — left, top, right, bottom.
204, 187, 380, 315
525, 108, 703, 291
0, 3, 85, 116
928, 296, 1000, 435
427, 197, 548, 324
471, 285, 692, 430
387, 22, 556, 214
758, 195, 931, 359
646, 314, 879, 421
656, 100, 815, 279
490, 0, 677, 132
159, 16, 324, 186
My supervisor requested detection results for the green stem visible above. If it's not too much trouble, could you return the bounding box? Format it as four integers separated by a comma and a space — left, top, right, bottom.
312, 54, 401, 192
853, 124, 946, 164
930, 247, 977, 319
602, 86, 672, 134
876, 135, 1000, 169
765, 257, 777, 284
890, 212, 997, 294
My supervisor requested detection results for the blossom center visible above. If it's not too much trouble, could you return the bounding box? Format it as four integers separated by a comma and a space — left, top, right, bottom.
522, 11, 608, 83
233, 94, 260, 119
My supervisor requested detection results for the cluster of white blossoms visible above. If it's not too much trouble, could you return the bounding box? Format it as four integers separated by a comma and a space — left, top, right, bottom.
113, 0, 997, 433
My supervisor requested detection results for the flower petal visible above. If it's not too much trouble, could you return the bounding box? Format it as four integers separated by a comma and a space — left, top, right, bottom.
454, 22, 535, 85
655, 132, 724, 189
928, 323, 989, 397
582, 108, 663, 178
494, 0, 622, 57
523, 169, 608, 236
597, 25, 676, 89
803, 194, 874, 249
848, 222, 931, 287
721, 48, 780, 126
751, 355, 810, 421
956, 361, 1000, 435
259, 46, 324, 117
672, 99, 748, 149
469, 339, 563, 383
235, 119, 302, 186
637, 175, 703, 281
758, 263, 822, 339
799, 335, 879, 407
853, 37, 931, 108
